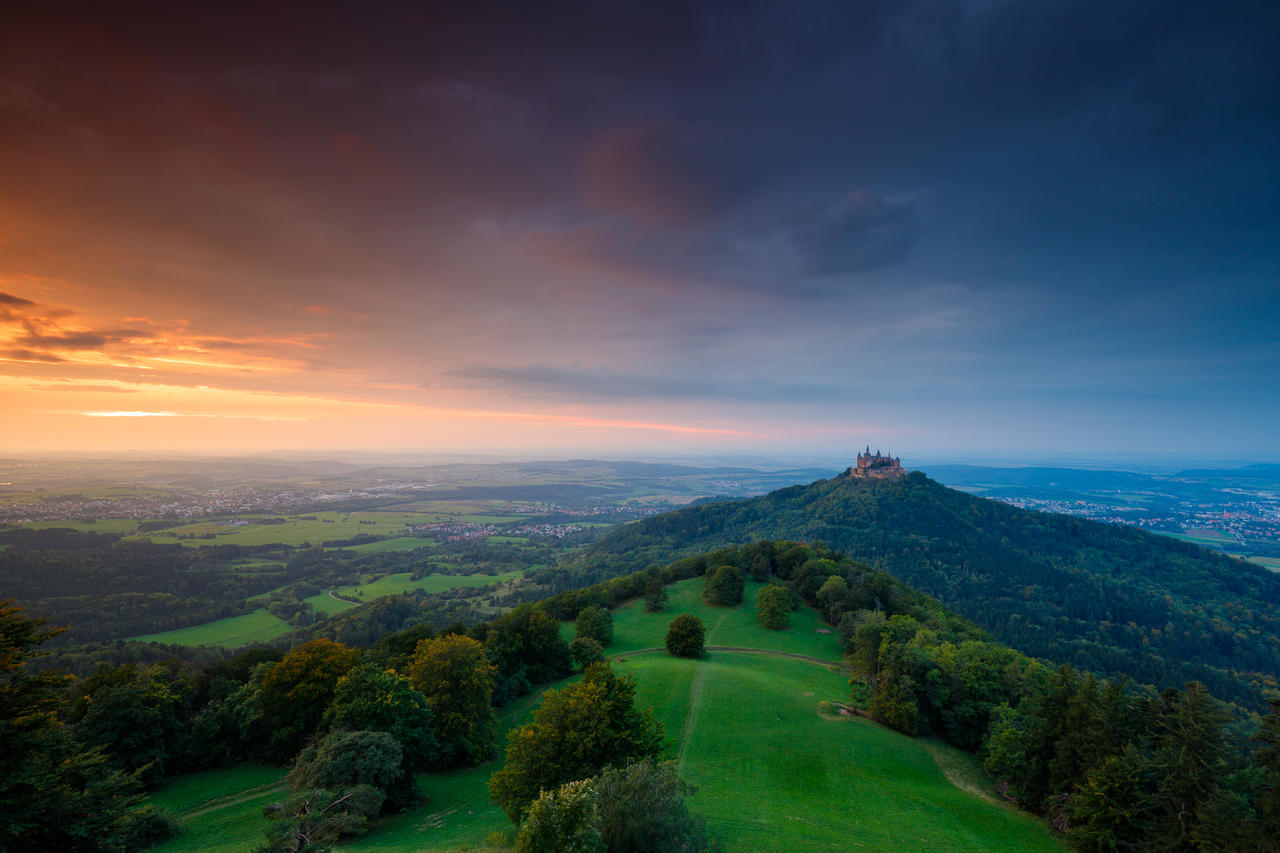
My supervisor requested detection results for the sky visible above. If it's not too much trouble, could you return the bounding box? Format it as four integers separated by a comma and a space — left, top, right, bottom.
1, 1, 1277, 459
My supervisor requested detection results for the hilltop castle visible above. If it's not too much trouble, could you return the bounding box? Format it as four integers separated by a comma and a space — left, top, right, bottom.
845, 446, 906, 479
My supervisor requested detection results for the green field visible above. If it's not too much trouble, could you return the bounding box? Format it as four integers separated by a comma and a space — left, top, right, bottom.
150, 579, 1062, 852
343, 536, 435, 553
148, 766, 287, 853
334, 570, 525, 601
131, 570, 525, 648
128, 511, 436, 548
130, 608, 291, 648
1248, 555, 1280, 571
21, 518, 143, 534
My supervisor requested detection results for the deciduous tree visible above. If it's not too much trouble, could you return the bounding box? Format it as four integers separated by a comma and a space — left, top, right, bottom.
409, 634, 497, 767
323, 664, 437, 772
702, 565, 744, 607
575, 605, 614, 646
258, 639, 361, 762
755, 585, 791, 630
488, 664, 663, 823
665, 615, 705, 658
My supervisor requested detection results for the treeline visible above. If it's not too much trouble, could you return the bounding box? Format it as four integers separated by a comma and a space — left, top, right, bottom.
0, 526, 566, 646
574, 472, 1280, 709
0, 587, 589, 851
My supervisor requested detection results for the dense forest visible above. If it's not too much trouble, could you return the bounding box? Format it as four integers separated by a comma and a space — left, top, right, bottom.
576, 472, 1280, 709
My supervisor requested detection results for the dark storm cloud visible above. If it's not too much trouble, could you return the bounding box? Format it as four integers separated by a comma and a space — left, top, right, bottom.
2, 1, 1278, 452
8, 0, 1277, 299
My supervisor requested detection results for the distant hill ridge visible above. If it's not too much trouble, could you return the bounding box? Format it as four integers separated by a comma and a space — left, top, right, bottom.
581, 470, 1280, 708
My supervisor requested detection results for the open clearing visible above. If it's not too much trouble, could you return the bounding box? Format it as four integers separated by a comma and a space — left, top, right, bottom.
130, 608, 292, 648
148, 578, 1062, 852
133, 570, 525, 647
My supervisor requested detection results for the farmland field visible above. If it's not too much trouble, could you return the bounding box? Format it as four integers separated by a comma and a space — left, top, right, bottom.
333, 569, 525, 601
343, 536, 435, 553
130, 608, 291, 648
150, 579, 1062, 852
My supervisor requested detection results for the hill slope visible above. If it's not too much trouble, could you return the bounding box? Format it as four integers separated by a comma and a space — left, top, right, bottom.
581, 471, 1280, 707
148, 578, 1063, 853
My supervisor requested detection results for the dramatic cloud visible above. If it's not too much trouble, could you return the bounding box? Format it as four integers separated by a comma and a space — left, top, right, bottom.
0, 1, 1276, 456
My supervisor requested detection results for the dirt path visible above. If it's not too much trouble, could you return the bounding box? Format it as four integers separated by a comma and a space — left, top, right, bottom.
615, 646, 847, 671
329, 587, 360, 604
180, 780, 286, 818
677, 662, 710, 775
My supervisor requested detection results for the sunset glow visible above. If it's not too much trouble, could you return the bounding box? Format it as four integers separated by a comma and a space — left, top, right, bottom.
2, 3, 1276, 457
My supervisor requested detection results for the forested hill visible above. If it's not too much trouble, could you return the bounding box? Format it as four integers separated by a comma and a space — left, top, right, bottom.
582, 471, 1280, 708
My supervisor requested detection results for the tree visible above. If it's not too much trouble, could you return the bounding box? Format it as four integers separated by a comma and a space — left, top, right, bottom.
665, 615, 705, 658
515, 761, 720, 853
755, 585, 790, 630
594, 759, 720, 853
323, 664, 437, 772
1151, 682, 1230, 849
258, 639, 361, 762
575, 605, 614, 646
570, 637, 606, 668
288, 730, 413, 812
409, 634, 497, 767
0, 600, 174, 852
68, 663, 192, 786
483, 605, 572, 700
703, 565, 744, 607
514, 779, 604, 853
488, 664, 664, 823
643, 576, 668, 612
1255, 695, 1280, 842
258, 786, 383, 853
816, 575, 848, 624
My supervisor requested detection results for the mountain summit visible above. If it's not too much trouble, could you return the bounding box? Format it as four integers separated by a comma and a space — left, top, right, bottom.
583, 470, 1280, 708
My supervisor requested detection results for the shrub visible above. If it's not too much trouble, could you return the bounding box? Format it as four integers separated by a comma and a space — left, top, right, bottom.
665, 615, 705, 658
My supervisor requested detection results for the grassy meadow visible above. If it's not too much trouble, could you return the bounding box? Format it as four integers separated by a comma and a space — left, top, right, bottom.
130, 608, 293, 648
149, 578, 1062, 852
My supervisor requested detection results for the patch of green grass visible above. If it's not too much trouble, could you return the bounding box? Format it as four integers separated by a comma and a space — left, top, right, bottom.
621, 653, 1062, 853
131, 511, 428, 548
608, 578, 842, 661
130, 608, 291, 648
304, 590, 361, 616
342, 536, 436, 553
149, 766, 285, 853
334, 570, 523, 601
20, 518, 142, 534
1247, 556, 1280, 570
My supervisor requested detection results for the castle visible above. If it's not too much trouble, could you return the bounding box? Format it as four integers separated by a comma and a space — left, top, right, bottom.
845, 446, 906, 479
